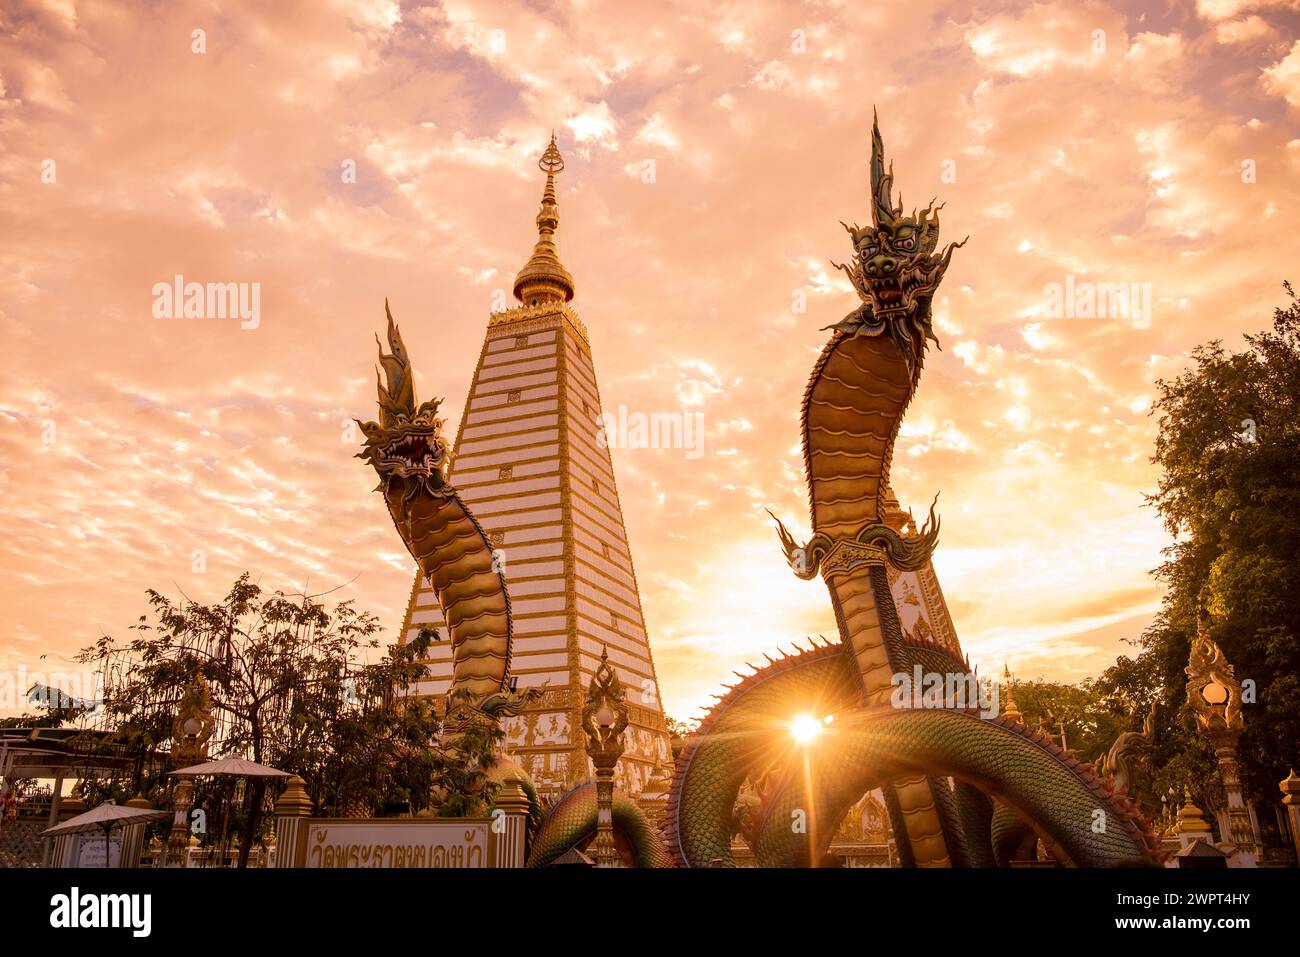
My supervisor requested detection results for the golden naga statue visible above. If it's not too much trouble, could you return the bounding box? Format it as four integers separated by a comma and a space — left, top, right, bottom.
355, 306, 539, 734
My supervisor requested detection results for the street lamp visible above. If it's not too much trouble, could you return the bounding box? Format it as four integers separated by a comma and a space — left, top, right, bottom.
582, 648, 629, 867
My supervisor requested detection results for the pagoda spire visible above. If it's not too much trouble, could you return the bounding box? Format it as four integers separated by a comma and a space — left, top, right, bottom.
513, 131, 576, 306
1001, 663, 1022, 723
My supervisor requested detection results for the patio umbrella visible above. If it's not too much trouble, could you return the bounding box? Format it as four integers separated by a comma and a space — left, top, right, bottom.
169, 756, 291, 867
41, 799, 170, 868
168, 755, 292, 779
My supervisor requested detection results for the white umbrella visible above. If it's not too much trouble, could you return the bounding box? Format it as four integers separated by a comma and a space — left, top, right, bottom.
168, 755, 291, 778
41, 800, 170, 868
168, 756, 292, 869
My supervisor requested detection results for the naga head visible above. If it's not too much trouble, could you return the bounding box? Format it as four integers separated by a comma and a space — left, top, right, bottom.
833, 109, 966, 375
355, 300, 452, 493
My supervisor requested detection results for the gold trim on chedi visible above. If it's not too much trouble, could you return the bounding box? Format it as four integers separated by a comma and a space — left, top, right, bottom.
488, 299, 590, 347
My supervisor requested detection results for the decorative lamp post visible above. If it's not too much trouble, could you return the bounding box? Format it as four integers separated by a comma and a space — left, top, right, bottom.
1184, 622, 1258, 867
581, 647, 629, 867
167, 674, 214, 866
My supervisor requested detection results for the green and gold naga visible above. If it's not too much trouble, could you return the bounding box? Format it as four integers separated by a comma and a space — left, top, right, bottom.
664, 112, 1162, 868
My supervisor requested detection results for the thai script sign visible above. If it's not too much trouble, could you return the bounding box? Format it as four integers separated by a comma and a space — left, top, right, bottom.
304, 819, 490, 868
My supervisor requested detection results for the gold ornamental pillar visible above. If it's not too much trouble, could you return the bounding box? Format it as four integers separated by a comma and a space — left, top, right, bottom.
271, 775, 311, 868
1184, 624, 1258, 867
582, 647, 629, 868
1280, 769, 1300, 867
637, 762, 673, 831
119, 793, 155, 868
491, 772, 532, 868
1173, 796, 1214, 850
166, 674, 215, 866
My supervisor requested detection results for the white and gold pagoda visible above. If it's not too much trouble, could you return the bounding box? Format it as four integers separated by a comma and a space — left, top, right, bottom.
400, 135, 672, 798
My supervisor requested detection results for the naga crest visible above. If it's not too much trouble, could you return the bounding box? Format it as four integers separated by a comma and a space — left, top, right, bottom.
354, 300, 453, 496
831, 109, 966, 377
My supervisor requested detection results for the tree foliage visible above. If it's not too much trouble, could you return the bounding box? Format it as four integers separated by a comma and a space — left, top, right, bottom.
72, 575, 502, 859
1008, 286, 1300, 831
1122, 283, 1300, 815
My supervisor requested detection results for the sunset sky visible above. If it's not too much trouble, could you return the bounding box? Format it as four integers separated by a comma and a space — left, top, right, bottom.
2, 0, 1297, 723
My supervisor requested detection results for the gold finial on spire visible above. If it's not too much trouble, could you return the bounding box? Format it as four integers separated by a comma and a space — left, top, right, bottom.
539, 129, 564, 174
513, 131, 575, 306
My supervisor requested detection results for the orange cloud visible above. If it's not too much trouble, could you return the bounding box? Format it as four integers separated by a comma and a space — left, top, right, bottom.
2, 0, 1297, 721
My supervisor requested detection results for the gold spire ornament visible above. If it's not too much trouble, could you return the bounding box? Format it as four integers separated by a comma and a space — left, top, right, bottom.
1001, 664, 1022, 723
513, 132, 576, 306
1174, 794, 1213, 837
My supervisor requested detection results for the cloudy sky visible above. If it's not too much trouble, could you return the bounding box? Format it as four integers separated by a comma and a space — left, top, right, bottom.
1, 0, 1297, 722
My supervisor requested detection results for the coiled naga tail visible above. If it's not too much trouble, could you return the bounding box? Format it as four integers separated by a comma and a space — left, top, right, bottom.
665, 112, 1164, 868
357, 304, 536, 729
527, 782, 676, 868
667, 645, 1161, 867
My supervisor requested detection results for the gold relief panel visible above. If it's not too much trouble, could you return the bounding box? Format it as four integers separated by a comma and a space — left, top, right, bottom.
509, 687, 569, 711
510, 710, 570, 747
525, 750, 569, 791
897, 579, 920, 606
501, 714, 527, 747
917, 565, 962, 653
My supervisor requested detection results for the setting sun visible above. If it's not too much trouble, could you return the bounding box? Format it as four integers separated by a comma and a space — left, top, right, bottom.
789, 714, 824, 744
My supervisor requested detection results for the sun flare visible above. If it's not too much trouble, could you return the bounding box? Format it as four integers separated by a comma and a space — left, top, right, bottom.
789, 713, 824, 744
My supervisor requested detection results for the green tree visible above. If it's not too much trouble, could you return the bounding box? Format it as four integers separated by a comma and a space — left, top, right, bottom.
1008, 660, 1198, 822
426, 693, 507, 819
1009, 678, 1121, 762
74, 574, 493, 864
1133, 282, 1300, 812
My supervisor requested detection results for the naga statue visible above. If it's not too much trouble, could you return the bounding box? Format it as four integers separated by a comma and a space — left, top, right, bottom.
356, 304, 540, 734
360, 114, 1166, 867
660, 111, 1164, 868
1096, 702, 1158, 800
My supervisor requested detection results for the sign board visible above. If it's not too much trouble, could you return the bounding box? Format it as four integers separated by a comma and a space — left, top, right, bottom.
304, 819, 491, 868
75, 834, 122, 868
